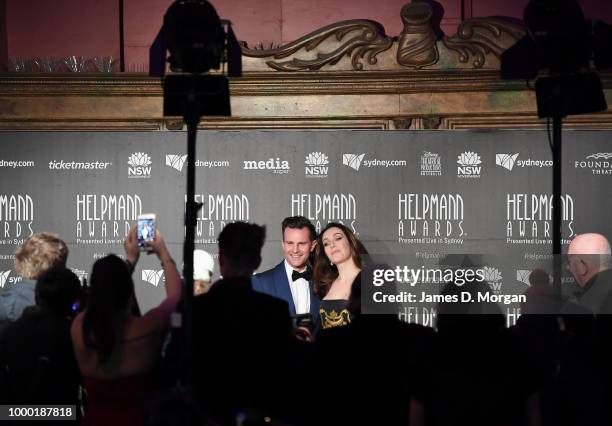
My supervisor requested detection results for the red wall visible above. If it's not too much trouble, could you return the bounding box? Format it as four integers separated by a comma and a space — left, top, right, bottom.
0, 0, 7, 66
3, 0, 612, 72
5, 0, 119, 58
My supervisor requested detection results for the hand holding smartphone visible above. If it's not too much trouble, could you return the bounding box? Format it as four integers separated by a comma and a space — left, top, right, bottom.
137, 213, 156, 251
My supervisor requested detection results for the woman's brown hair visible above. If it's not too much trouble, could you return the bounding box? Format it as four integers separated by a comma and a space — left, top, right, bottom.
312, 222, 365, 299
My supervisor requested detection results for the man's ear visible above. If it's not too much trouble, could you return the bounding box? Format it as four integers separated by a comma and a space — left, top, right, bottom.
310, 239, 317, 253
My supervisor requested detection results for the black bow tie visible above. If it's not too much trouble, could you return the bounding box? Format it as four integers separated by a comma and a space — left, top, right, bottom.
292, 269, 312, 282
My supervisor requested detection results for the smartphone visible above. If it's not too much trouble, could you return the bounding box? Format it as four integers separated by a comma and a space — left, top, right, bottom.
294, 313, 314, 332
137, 213, 156, 250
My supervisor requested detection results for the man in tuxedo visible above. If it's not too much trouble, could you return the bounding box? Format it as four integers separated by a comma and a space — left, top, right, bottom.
252, 216, 320, 330
560, 233, 612, 426
192, 222, 295, 423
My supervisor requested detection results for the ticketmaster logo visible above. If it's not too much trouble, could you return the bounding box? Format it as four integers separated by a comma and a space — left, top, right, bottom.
496, 153, 519, 171
49, 160, 111, 170
166, 154, 188, 172
142, 269, 164, 287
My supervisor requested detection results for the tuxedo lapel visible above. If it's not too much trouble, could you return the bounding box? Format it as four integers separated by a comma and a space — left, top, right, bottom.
308, 280, 321, 323
273, 262, 296, 317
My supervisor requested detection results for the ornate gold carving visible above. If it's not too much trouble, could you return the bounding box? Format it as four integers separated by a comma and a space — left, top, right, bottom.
397, 2, 439, 69
240, 2, 526, 72
242, 20, 393, 71
442, 18, 526, 68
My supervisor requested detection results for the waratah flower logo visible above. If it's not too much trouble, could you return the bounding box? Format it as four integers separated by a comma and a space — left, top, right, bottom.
305, 152, 329, 166
457, 151, 481, 166
128, 152, 152, 167
482, 266, 503, 283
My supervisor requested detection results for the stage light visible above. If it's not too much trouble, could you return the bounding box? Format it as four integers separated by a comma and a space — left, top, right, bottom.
164, 0, 225, 74
501, 0, 610, 118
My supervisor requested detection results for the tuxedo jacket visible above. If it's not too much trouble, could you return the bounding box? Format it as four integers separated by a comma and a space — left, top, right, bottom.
252, 261, 321, 322
191, 276, 294, 421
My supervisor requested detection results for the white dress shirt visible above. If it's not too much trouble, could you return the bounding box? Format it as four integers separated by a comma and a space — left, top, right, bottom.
284, 260, 311, 315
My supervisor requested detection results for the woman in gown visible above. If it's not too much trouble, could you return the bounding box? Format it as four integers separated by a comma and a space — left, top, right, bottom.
312, 222, 364, 330
70, 227, 180, 426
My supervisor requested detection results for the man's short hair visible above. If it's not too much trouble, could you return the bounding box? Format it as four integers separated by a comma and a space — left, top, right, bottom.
218, 222, 266, 275
35, 267, 81, 316
15, 233, 68, 279
281, 216, 316, 241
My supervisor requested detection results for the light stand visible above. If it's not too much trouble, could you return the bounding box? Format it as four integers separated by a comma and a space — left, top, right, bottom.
156, 0, 239, 400
502, 0, 609, 294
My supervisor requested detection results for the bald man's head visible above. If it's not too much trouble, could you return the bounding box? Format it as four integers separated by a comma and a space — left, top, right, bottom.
567, 233, 612, 287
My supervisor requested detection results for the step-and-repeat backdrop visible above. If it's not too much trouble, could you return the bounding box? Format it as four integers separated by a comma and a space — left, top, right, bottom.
0, 130, 610, 321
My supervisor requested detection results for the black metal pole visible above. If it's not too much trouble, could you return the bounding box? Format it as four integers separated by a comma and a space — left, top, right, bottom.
552, 114, 563, 294
181, 99, 199, 386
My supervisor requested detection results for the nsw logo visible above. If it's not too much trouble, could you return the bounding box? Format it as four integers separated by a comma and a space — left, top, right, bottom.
305, 152, 329, 178
128, 152, 152, 178
142, 269, 164, 287
0, 270, 22, 288
483, 266, 503, 294
342, 154, 366, 171
496, 153, 519, 171
457, 151, 482, 178
166, 154, 187, 172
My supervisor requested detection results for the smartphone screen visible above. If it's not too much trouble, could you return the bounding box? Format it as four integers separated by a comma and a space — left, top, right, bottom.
137, 216, 155, 249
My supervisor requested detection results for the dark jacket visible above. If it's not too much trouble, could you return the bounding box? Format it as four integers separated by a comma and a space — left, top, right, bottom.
191, 276, 295, 423
0, 305, 81, 406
